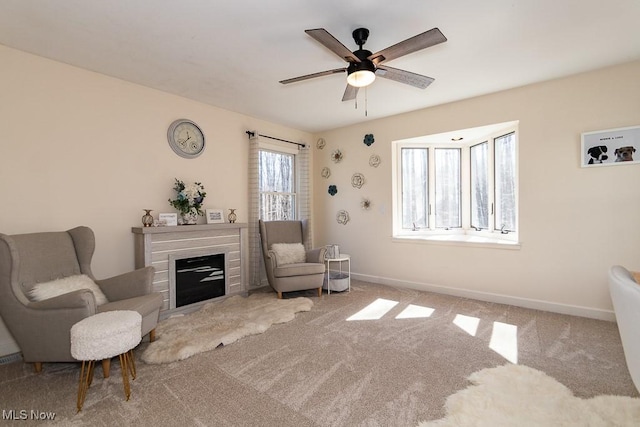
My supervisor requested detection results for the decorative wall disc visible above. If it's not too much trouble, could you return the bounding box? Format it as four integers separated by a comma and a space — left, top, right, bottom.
336, 210, 350, 225
363, 133, 375, 146
351, 173, 365, 189
331, 149, 343, 163
369, 154, 381, 167
361, 198, 372, 210
328, 185, 338, 196
316, 138, 326, 149
331, 150, 344, 163
321, 167, 331, 179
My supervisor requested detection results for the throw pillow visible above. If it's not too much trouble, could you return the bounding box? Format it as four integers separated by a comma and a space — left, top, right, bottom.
28, 274, 109, 305
271, 243, 306, 266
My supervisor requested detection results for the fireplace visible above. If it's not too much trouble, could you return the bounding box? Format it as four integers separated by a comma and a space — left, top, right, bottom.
132, 223, 247, 315
169, 251, 228, 310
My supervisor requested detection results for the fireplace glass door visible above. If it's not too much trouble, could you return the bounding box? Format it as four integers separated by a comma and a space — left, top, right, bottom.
174, 253, 225, 307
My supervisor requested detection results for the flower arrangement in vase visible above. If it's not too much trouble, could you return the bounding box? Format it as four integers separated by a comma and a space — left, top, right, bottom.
168, 178, 206, 225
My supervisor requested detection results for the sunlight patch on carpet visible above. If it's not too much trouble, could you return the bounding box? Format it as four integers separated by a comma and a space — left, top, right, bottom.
418, 364, 640, 426
346, 298, 399, 321
141, 293, 313, 364
453, 314, 480, 336
395, 304, 435, 319
489, 321, 518, 363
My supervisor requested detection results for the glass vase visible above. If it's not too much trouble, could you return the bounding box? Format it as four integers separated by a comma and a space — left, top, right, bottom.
228, 209, 237, 223
141, 209, 154, 227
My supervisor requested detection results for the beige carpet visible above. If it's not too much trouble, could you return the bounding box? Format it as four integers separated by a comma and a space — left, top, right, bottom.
141, 293, 313, 364
419, 364, 640, 426
0, 280, 637, 426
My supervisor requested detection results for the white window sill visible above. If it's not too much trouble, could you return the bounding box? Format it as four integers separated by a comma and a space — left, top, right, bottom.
392, 233, 521, 250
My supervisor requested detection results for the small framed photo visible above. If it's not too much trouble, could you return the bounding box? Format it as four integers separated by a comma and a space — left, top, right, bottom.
205, 208, 225, 224
581, 125, 640, 167
158, 213, 178, 226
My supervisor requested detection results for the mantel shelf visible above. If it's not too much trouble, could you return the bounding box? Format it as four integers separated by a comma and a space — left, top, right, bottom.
132, 223, 247, 235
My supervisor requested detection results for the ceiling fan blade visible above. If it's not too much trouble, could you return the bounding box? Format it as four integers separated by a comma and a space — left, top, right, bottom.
280, 68, 346, 85
342, 84, 359, 102
369, 28, 447, 65
305, 28, 360, 63
376, 65, 434, 89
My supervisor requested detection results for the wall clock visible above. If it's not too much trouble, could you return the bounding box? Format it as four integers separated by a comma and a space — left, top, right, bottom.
167, 119, 205, 158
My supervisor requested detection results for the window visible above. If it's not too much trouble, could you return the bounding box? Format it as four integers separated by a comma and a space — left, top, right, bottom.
435, 148, 461, 229
470, 142, 489, 229
401, 148, 428, 230
494, 133, 517, 232
393, 122, 518, 245
258, 149, 296, 220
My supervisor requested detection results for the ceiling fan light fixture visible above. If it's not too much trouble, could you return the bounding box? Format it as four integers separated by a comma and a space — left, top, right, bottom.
347, 70, 376, 87
347, 60, 376, 87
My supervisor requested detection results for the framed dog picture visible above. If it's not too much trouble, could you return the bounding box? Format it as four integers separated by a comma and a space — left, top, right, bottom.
581, 125, 640, 168
205, 208, 225, 224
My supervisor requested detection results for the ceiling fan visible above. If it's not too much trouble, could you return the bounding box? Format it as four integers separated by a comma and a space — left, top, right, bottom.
279, 27, 447, 101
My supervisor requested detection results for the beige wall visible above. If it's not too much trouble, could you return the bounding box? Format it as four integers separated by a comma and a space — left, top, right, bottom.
0, 45, 312, 355
313, 60, 640, 319
2, 42, 639, 356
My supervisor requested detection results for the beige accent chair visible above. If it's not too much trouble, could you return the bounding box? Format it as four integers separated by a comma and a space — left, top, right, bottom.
608, 265, 640, 393
0, 226, 163, 376
259, 220, 326, 299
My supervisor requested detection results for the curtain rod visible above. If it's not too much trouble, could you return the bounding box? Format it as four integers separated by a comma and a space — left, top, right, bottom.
245, 130, 306, 148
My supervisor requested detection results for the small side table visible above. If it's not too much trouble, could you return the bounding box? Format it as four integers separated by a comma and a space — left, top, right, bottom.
325, 254, 351, 294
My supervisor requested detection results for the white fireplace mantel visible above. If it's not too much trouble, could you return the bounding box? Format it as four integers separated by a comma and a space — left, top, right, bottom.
132, 223, 248, 316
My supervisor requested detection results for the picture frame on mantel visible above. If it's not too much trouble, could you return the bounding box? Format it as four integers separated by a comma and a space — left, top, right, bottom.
158, 213, 178, 226
581, 125, 640, 168
205, 208, 225, 224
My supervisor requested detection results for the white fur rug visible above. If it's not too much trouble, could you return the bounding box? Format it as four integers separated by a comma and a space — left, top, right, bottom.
141, 293, 313, 364
419, 364, 640, 427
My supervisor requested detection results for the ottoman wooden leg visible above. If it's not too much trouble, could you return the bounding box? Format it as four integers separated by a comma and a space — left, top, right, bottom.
126, 349, 137, 380
119, 353, 132, 401
102, 358, 111, 378
76, 360, 95, 413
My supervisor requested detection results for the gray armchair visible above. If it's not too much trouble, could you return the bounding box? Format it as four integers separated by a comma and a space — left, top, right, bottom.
0, 226, 163, 375
259, 220, 326, 299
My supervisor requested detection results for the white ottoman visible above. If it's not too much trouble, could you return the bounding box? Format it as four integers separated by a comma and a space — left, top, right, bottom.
70, 311, 142, 412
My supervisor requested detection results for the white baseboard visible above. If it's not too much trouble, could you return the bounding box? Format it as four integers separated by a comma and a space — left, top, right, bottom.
351, 272, 616, 322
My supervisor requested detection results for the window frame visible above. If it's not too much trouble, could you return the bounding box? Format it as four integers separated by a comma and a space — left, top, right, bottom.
258, 142, 298, 221
392, 122, 519, 246
433, 147, 462, 230
493, 132, 517, 233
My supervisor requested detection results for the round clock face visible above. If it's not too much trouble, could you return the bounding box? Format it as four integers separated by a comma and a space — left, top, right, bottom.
167, 119, 205, 158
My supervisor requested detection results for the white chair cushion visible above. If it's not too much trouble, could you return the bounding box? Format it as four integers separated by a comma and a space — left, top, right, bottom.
271, 243, 306, 266
28, 274, 108, 305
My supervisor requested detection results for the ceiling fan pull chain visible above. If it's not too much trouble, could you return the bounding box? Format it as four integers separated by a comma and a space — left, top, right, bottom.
365, 86, 368, 117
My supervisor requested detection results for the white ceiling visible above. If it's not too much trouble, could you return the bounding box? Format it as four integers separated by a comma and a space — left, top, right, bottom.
1, 1, 639, 133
